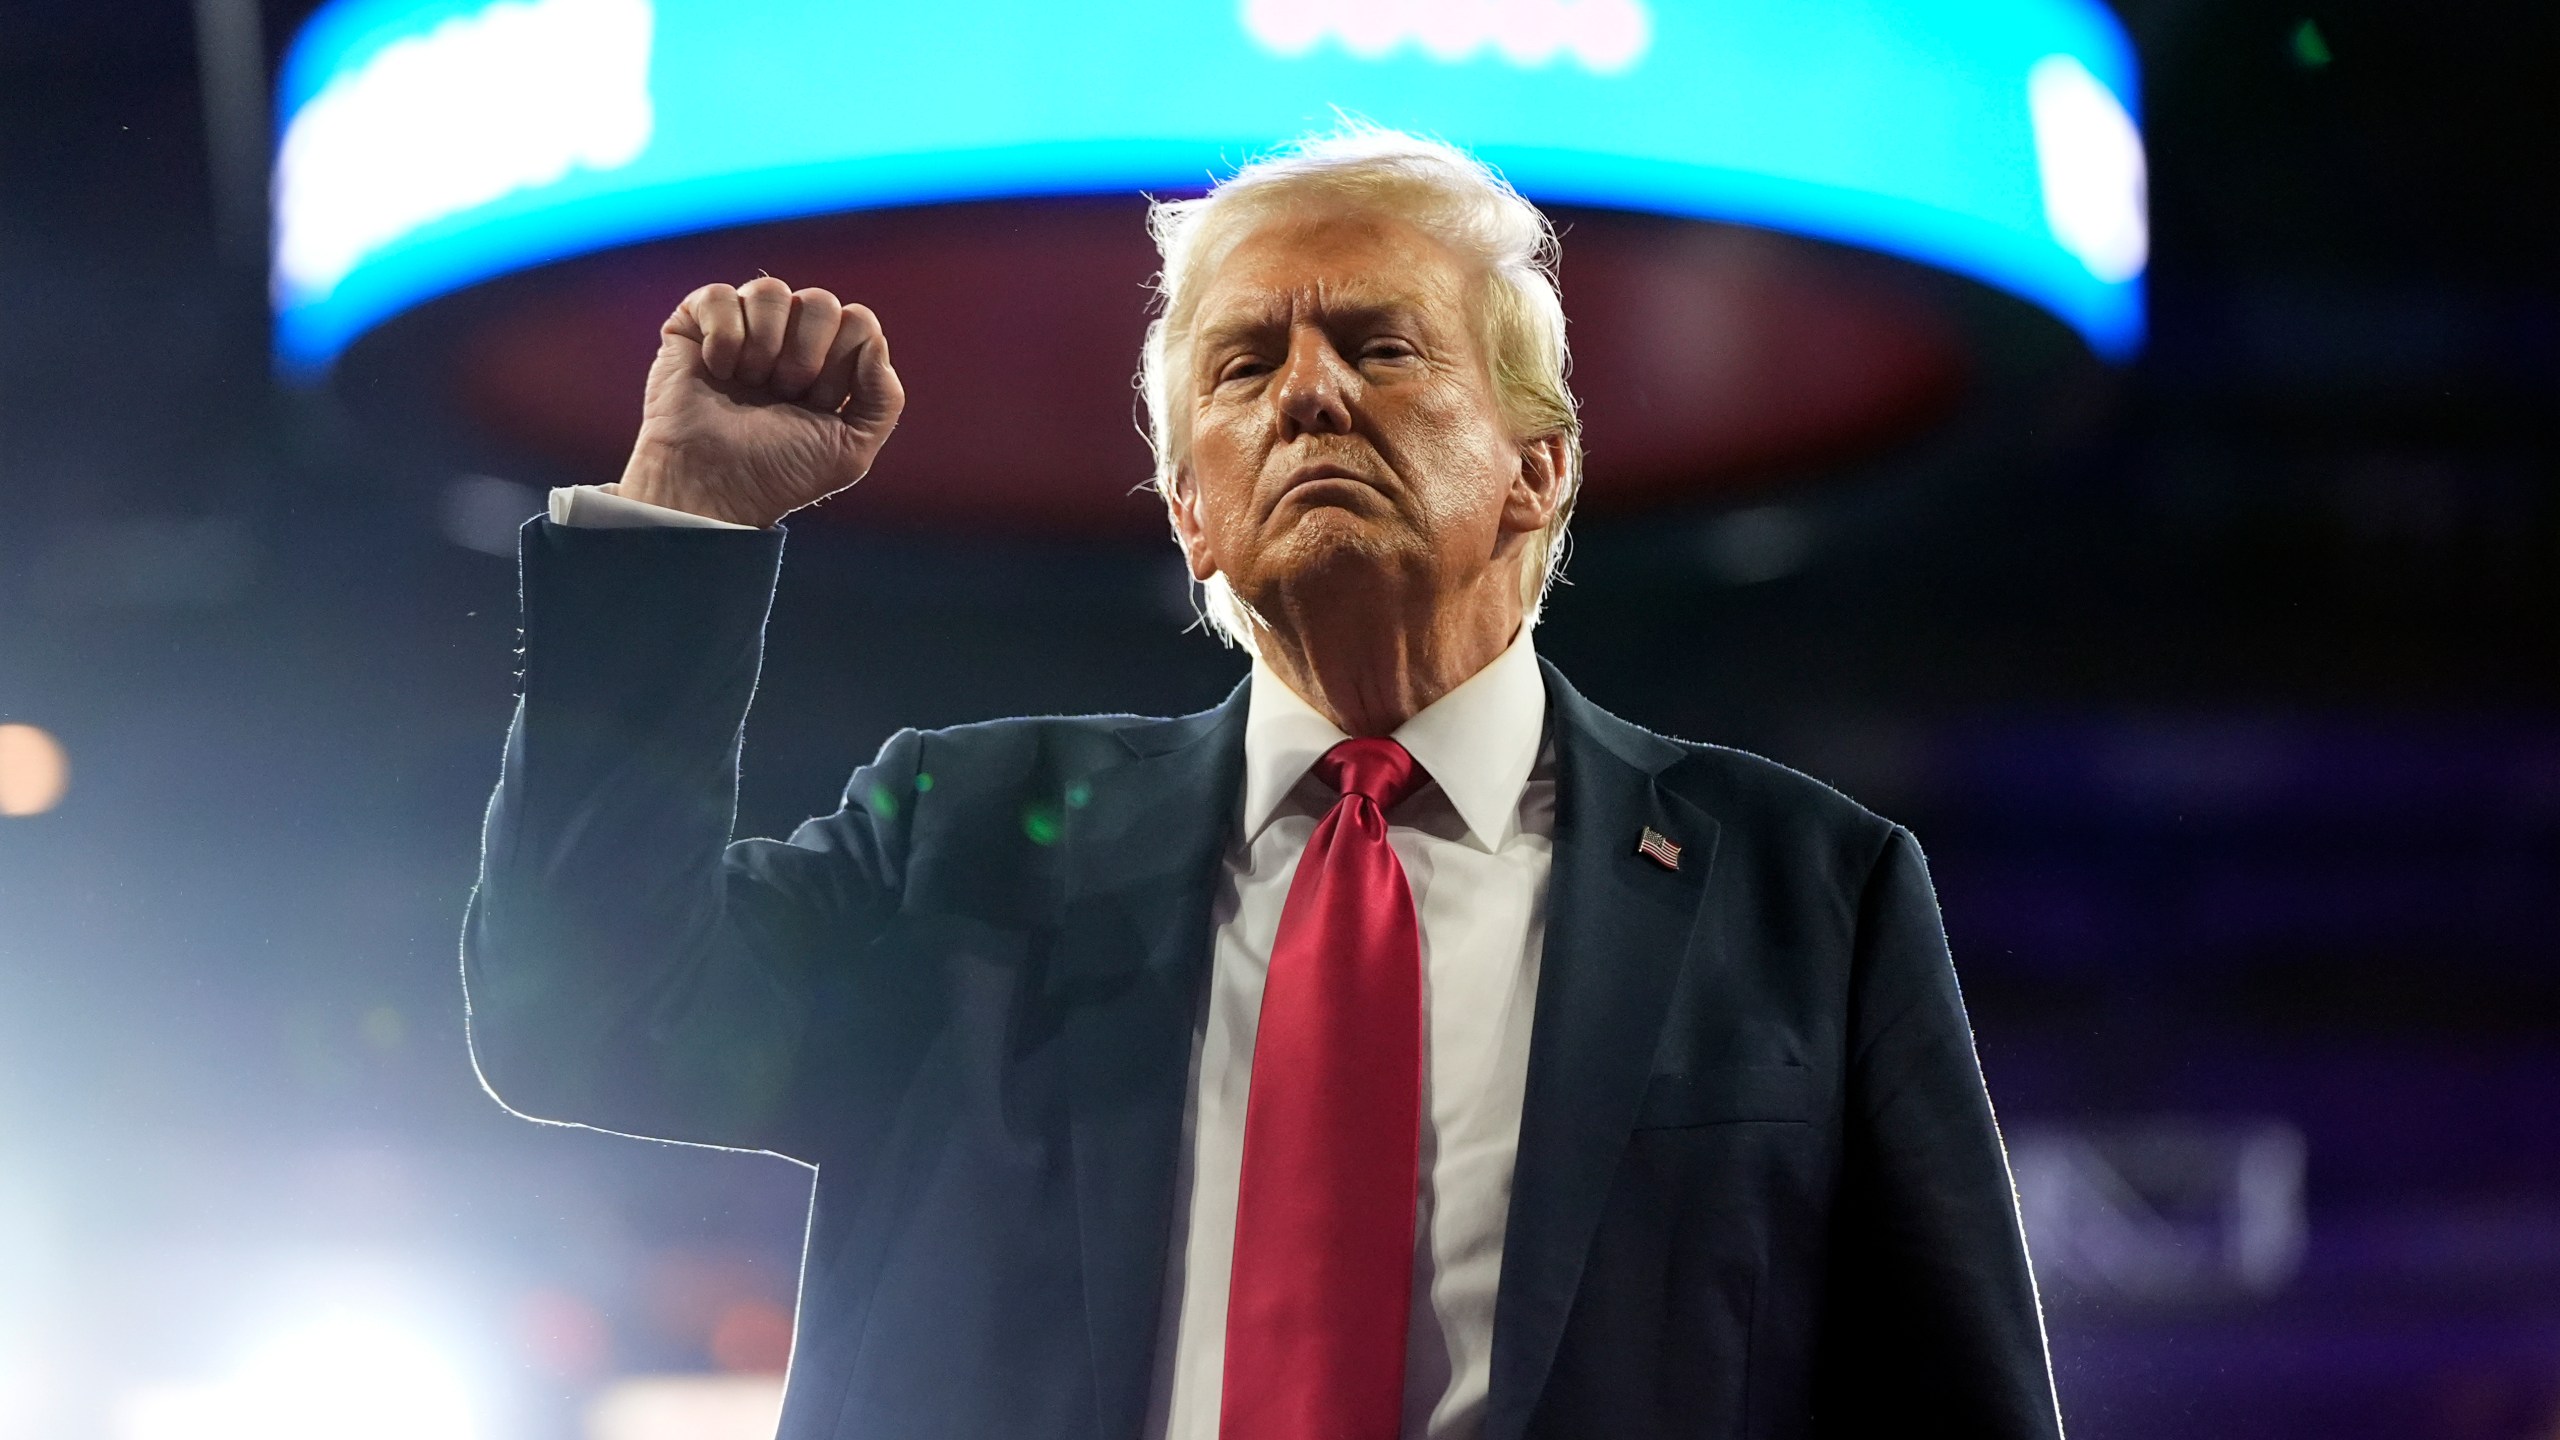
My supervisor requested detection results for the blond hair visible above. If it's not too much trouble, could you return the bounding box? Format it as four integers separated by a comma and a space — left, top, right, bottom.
1138, 125, 1583, 648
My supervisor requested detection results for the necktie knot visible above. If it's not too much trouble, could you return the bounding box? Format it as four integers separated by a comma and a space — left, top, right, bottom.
1315, 736, 1425, 813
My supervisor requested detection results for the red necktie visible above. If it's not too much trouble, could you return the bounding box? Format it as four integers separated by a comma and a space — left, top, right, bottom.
1222, 737, 1429, 1440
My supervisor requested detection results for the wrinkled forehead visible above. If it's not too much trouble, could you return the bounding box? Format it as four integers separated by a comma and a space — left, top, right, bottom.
1185, 203, 1479, 338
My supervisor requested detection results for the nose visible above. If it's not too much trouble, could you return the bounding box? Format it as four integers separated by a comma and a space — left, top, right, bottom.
1272, 323, 1355, 441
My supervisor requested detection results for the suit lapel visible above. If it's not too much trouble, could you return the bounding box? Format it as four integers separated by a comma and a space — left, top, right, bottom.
1485, 662, 1724, 1440
1056, 684, 1248, 1440
1046, 665, 1721, 1440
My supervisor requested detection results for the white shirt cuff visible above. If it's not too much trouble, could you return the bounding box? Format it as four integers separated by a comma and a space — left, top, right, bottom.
547, 484, 759, 530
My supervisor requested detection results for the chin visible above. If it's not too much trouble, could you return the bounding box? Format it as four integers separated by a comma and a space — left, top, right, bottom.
1273, 505, 1392, 563
1241, 511, 1422, 607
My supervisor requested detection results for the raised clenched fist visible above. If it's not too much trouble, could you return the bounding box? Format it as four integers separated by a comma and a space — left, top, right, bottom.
613, 276, 905, 528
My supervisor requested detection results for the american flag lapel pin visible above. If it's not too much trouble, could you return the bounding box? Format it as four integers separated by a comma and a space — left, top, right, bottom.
1636, 826, 1682, 872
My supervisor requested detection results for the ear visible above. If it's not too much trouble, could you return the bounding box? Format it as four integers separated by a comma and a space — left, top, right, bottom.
1166, 464, 1221, 583
1499, 431, 1572, 540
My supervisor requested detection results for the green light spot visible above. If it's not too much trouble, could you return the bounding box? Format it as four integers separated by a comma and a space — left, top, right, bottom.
915, 771, 935, 793
1022, 802, 1061, 846
866, 783, 898, 820
2289, 18, 2331, 68
1064, 781, 1092, 809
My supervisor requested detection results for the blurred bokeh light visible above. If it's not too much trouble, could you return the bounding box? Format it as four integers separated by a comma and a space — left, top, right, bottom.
0, 724, 69, 817
114, 1311, 481, 1440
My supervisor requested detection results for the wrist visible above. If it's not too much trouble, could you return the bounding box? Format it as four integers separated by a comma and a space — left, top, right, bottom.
616, 440, 776, 528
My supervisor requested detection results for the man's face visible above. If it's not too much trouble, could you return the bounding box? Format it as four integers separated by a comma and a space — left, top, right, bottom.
1169, 206, 1563, 631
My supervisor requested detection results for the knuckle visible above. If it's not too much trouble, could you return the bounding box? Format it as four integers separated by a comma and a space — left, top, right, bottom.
740, 274, 790, 300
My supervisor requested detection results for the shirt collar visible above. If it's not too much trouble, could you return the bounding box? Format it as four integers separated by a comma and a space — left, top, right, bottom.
1240, 625, 1548, 851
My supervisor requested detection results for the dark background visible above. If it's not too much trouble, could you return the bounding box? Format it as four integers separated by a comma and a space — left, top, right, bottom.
0, 2, 2553, 1436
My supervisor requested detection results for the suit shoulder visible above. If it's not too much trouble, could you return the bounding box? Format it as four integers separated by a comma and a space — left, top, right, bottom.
1640, 736, 1916, 942
1551, 662, 1899, 856
905, 710, 1166, 762
1656, 733, 1902, 850
859, 705, 1222, 794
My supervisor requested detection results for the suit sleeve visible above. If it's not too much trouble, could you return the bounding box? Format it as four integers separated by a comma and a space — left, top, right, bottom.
1812, 825, 2065, 1437
460, 518, 919, 1160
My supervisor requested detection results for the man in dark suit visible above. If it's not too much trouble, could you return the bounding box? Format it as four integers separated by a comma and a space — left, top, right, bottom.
464, 129, 2064, 1439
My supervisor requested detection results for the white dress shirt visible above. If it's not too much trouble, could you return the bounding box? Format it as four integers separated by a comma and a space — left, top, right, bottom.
1147, 629, 1554, 1440
549, 483, 1555, 1440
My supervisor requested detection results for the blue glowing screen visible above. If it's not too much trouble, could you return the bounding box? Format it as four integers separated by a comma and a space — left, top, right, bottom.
272, 0, 2145, 373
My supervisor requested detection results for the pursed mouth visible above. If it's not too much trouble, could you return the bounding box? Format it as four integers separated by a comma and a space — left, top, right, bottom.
1269, 464, 1387, 517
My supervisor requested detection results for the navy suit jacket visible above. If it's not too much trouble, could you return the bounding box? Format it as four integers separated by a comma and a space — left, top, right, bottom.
464, 520, 2064, 1439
